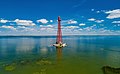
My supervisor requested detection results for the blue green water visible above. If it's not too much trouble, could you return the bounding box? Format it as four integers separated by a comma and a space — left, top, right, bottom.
0, 36, 120, 74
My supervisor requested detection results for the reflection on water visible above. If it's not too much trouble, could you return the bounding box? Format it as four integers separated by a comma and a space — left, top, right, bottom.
56, 48, 62, 62
16, 38, 35, 54
0, 36, 120, 74
40, 47, 49, 56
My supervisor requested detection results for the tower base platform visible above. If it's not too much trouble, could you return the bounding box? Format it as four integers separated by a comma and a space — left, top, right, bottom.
53, 43, 67, 48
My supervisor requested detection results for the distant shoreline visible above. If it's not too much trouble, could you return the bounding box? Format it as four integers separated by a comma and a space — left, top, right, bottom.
0, 35, 120, 37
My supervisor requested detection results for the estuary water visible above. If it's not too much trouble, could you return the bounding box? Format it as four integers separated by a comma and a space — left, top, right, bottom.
0, 36, 120, 74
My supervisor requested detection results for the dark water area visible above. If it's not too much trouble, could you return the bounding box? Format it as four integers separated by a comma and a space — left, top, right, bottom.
0, 35, 120, 74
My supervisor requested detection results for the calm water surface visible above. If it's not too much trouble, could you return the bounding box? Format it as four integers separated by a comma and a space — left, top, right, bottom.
0, 36, 120, 74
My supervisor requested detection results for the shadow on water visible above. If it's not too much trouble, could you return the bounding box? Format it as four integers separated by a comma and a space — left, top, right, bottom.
102, 66, 120, 74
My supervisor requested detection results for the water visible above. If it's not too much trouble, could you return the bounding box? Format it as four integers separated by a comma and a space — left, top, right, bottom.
0, 36, 120, 74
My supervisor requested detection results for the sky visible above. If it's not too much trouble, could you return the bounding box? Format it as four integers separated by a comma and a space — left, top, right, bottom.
0, 0, 120, 35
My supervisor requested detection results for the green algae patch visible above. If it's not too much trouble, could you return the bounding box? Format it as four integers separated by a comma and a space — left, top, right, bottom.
19, 60, 31, 65
33, 68, 47, 74
36, 60, 52, 65
4, 63, 16, 71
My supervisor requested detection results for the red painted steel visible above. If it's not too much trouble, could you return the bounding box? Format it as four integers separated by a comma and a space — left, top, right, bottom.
56, 16, 62, 44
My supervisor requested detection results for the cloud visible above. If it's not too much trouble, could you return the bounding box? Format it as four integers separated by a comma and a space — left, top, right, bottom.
46, 28, 54, 31
40, 27, 46, 30
68, 20, 77, 24
1, 25, 16, 30
37, 19, 48, 24
17, 26, 26, 29
24, 28, 35, 31
40, 25, 43, 27
47, 25, 53, 27
39, 25, 54, 31
95, 20, 104, 23
88, 18, 104, 23
96, 11, 100, 13
83, 24, 96, 31
14, 19, 35, 26
91, 9, 95, 11
80, 25, 117, 35
16, 26, 27, 31
16, 27, 37, 32
40, 25, 54, 28
0, 17, 120, 35
0, 19, 9, 23
79, 23, 85, 26
50, 20, 53, 23
105, 9, 120, 19
112, 21, 120, 23
88, 18, 96, 21
79, 28, 83, 31
66, 26, 79, 29
84, 27, 92, 31
39, 26, 54, 32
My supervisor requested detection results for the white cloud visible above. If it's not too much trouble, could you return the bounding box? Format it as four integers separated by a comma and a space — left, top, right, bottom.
47, 25, 53, 27
0, 19, 9, 23
83, 24, 96, 31
91, 9, 95, 11
40, 25, 53, 28
68, 20, 77, 24
66, 26, 79, 29
79, 28, 83, 31
1, 25, 16, 30
40, 25, 43, 27
39, 25, 54, 32
40, 28, 46, 30
37, 19, 48, 24
84, 27, 92, 31
17, 26, 26, 29
46, 28, 54, 31
95, 20, 104, 23
27, 28, 35, 31
39, 26, 54, 31
50, 20, 53, 23
18, 27, 36, 32
88, 18, 96, 21
96, 11, 100, 13
88, 18, 104, 23
14, 19, 35, 26
80, 25, 117, 35
79, 23, 85, 26
105, 9, 120, 19
112, 21, 120, 23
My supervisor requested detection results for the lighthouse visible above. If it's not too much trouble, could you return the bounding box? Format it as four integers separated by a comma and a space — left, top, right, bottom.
53, 16, 67, 48
56, 16, 62, 44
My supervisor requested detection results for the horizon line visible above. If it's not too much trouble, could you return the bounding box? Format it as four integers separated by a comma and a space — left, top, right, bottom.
0, 34, 120, 36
